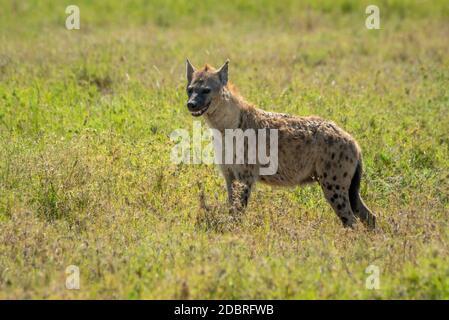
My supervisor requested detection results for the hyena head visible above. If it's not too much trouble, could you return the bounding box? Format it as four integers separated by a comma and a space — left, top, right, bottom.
185, 59, 229, 117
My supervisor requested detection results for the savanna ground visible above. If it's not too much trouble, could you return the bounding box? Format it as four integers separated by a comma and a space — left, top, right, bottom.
0, 0, 448, 299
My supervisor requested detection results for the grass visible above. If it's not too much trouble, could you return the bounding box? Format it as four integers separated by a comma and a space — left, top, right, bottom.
0, 0, 448, 299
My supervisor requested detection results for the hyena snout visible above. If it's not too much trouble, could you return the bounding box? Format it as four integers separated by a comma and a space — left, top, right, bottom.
186, 94, 211, 117
187, 100, 198, 109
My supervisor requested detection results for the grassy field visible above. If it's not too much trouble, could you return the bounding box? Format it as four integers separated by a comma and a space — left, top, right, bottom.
0, 0, 448, 299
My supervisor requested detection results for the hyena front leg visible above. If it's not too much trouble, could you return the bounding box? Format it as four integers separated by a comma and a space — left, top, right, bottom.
223, 167, 236, 204
228, 169, 255, 212
231, 180, 253, 211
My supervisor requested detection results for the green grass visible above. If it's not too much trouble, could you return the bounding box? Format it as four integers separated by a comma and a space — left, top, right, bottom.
0, 0, 448, 299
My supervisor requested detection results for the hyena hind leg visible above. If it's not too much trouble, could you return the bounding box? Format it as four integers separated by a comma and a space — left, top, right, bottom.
320, 182, 357, 228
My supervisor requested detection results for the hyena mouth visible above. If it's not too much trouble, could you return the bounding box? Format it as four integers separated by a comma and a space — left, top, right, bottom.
190, 102, 211, 117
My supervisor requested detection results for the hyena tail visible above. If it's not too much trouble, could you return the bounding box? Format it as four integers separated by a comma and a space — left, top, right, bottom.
349, 160, 376, 229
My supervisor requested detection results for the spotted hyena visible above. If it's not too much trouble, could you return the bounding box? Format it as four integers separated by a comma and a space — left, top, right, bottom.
185, 59, 376, 229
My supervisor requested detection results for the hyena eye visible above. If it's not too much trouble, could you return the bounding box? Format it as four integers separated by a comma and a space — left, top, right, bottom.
202, 88, 211, 94
187, 87, 193, 95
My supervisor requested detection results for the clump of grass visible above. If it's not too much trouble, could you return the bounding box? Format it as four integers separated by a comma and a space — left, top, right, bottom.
76, 67, 113, 94
195, 183, 242, 233
32, 148, 94, 226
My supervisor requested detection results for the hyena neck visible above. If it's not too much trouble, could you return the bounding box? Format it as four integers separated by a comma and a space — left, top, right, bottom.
204, 86, 252, 131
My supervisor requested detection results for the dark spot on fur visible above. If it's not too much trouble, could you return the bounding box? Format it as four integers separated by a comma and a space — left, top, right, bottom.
331, 153, 335, 159
337, 204, 342, 210
341, 202, 346, 208
323, 173, 327, 178
326, 162, 331, 170
327, 185, 332, 190
341, 217, 348, 223
333, 176, 337, 181
333, 193, 338, 199
335, 185, 340, 190
343, 172, 347, 177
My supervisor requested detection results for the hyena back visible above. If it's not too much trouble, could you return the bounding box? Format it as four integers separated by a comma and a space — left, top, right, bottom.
185, 59, 376, 229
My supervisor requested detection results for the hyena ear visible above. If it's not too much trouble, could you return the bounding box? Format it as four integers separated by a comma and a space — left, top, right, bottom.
216, 59, 229, 86
186, 59, 196, 84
